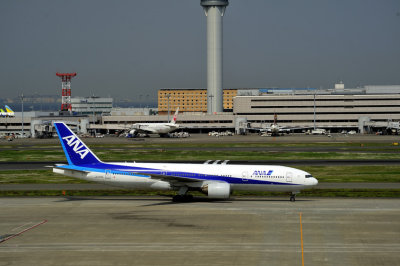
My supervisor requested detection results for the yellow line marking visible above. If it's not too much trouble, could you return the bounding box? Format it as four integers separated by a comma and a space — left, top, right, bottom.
300, 212, 305, 266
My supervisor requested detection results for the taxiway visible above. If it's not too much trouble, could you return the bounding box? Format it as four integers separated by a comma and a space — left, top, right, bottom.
0, 197, 399, 266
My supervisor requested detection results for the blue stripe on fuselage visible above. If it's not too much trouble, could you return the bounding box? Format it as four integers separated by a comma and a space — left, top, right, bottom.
59, 162, 300, 186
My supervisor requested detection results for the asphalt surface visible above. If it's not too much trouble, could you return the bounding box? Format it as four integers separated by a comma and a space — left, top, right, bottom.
2, 132, 400, 145
0, 197, 399, 266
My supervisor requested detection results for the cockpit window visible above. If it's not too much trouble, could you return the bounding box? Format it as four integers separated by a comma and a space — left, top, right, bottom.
305, 175, 313, 178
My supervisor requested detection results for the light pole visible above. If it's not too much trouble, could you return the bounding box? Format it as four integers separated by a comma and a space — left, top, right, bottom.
91, 95, 96, 126
313, 93, 316, 130
21, 93, 24, 137
208, 94, 214, 114
166, 93, 171, 122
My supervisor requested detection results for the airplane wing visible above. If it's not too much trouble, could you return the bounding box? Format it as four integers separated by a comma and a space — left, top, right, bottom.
166, 124, 179, 128
251, 126, 312, 133
135, 128, 157, 134
55, 164, 202, 184
134, 172, 202, 184
249, 126, 272, 132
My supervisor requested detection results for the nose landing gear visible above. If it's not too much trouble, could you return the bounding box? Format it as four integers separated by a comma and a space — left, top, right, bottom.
290, 192, 299, 202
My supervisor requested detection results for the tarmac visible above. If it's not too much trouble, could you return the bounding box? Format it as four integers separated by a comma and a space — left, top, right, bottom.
2, 132, 400, 145
0, 197, 399, 266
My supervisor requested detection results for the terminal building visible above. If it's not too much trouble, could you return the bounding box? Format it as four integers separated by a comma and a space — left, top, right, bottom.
235, 86, 400, 129
71, 96, 113, 115
100, 84, 400, 134
2, 84, 400, 137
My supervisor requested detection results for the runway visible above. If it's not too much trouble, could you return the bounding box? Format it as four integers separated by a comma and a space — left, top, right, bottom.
0, 197, 399, 266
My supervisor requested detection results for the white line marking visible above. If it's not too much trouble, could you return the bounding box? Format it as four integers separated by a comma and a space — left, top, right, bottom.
11, 222, 33, 232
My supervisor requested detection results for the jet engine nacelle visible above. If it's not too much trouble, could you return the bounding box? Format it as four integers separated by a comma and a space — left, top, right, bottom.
201, 182, 231, 199
129, 129, 138, 137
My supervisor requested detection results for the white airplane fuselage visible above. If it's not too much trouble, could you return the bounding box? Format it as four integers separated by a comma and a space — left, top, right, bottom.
54, 162, 317, 192
131, 123, 179, 134
53, 122, 318, 201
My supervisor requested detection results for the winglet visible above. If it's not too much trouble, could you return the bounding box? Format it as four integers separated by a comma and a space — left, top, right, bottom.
54, 122, 102, 165
171, 107, 179, 124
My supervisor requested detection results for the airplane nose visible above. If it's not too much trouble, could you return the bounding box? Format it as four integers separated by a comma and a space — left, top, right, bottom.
313, 178, 318, 186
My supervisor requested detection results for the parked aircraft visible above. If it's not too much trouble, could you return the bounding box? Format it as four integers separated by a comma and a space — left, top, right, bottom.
0, 105, 15, 117
254, 114, 303, 136
53, 122, 318, 202
128, 108, 179, 137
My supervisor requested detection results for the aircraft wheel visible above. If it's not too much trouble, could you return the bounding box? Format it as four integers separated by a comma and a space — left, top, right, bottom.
290, 195, 296, 202
172, 195, 183, 202
172, 194, 193, 202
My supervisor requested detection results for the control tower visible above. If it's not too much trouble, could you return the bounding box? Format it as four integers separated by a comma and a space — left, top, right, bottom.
201, 0, 229, 114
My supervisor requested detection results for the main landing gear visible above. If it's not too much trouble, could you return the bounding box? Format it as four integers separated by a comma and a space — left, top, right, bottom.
172, 186, 193, 202
172, 194, 194, 202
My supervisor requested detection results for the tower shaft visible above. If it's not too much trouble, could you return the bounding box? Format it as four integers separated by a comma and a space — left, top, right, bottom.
201, 0, 229, 114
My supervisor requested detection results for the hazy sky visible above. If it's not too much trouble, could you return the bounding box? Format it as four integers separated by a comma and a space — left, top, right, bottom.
1, 0, 399, 102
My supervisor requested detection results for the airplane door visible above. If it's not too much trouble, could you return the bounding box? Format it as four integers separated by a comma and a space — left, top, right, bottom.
105, 170, 112, 180
286, 172, 293, 183
242, 171, 248, 182
162, 166, 167, 176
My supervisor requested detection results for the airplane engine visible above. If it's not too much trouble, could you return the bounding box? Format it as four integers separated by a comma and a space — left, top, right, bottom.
129, 129, 138, 137
201, 182, 231, 199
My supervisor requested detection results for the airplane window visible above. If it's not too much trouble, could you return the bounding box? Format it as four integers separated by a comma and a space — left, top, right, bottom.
305, 175, 313, 178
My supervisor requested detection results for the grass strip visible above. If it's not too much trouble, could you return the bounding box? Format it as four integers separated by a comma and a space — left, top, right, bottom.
0, 170, 90, 184
1, 146, 400, 162
295, 165, 400, 183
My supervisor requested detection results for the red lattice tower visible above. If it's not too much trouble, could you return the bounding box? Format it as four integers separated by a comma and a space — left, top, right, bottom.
56, 72, 77, 111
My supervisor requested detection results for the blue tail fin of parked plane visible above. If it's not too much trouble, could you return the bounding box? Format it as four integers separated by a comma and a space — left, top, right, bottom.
54, 122, 102, 165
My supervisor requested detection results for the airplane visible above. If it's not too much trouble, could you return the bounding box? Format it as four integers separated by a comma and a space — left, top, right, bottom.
0, 105, 15, 117
52, 122, 318, 202
128, 107, 180, 137
254, 114, 307, 136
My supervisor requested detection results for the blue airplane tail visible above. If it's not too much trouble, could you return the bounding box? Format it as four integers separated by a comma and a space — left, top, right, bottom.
54, 122, 102, 165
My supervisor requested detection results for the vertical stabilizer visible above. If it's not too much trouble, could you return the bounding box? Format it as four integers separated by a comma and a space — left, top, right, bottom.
54, 122, 102, 165
5, 105, 14, 116
171, 107, 179, 124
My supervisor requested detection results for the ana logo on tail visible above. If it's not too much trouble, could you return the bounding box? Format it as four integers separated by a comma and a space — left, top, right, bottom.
62, 135, 89, 159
